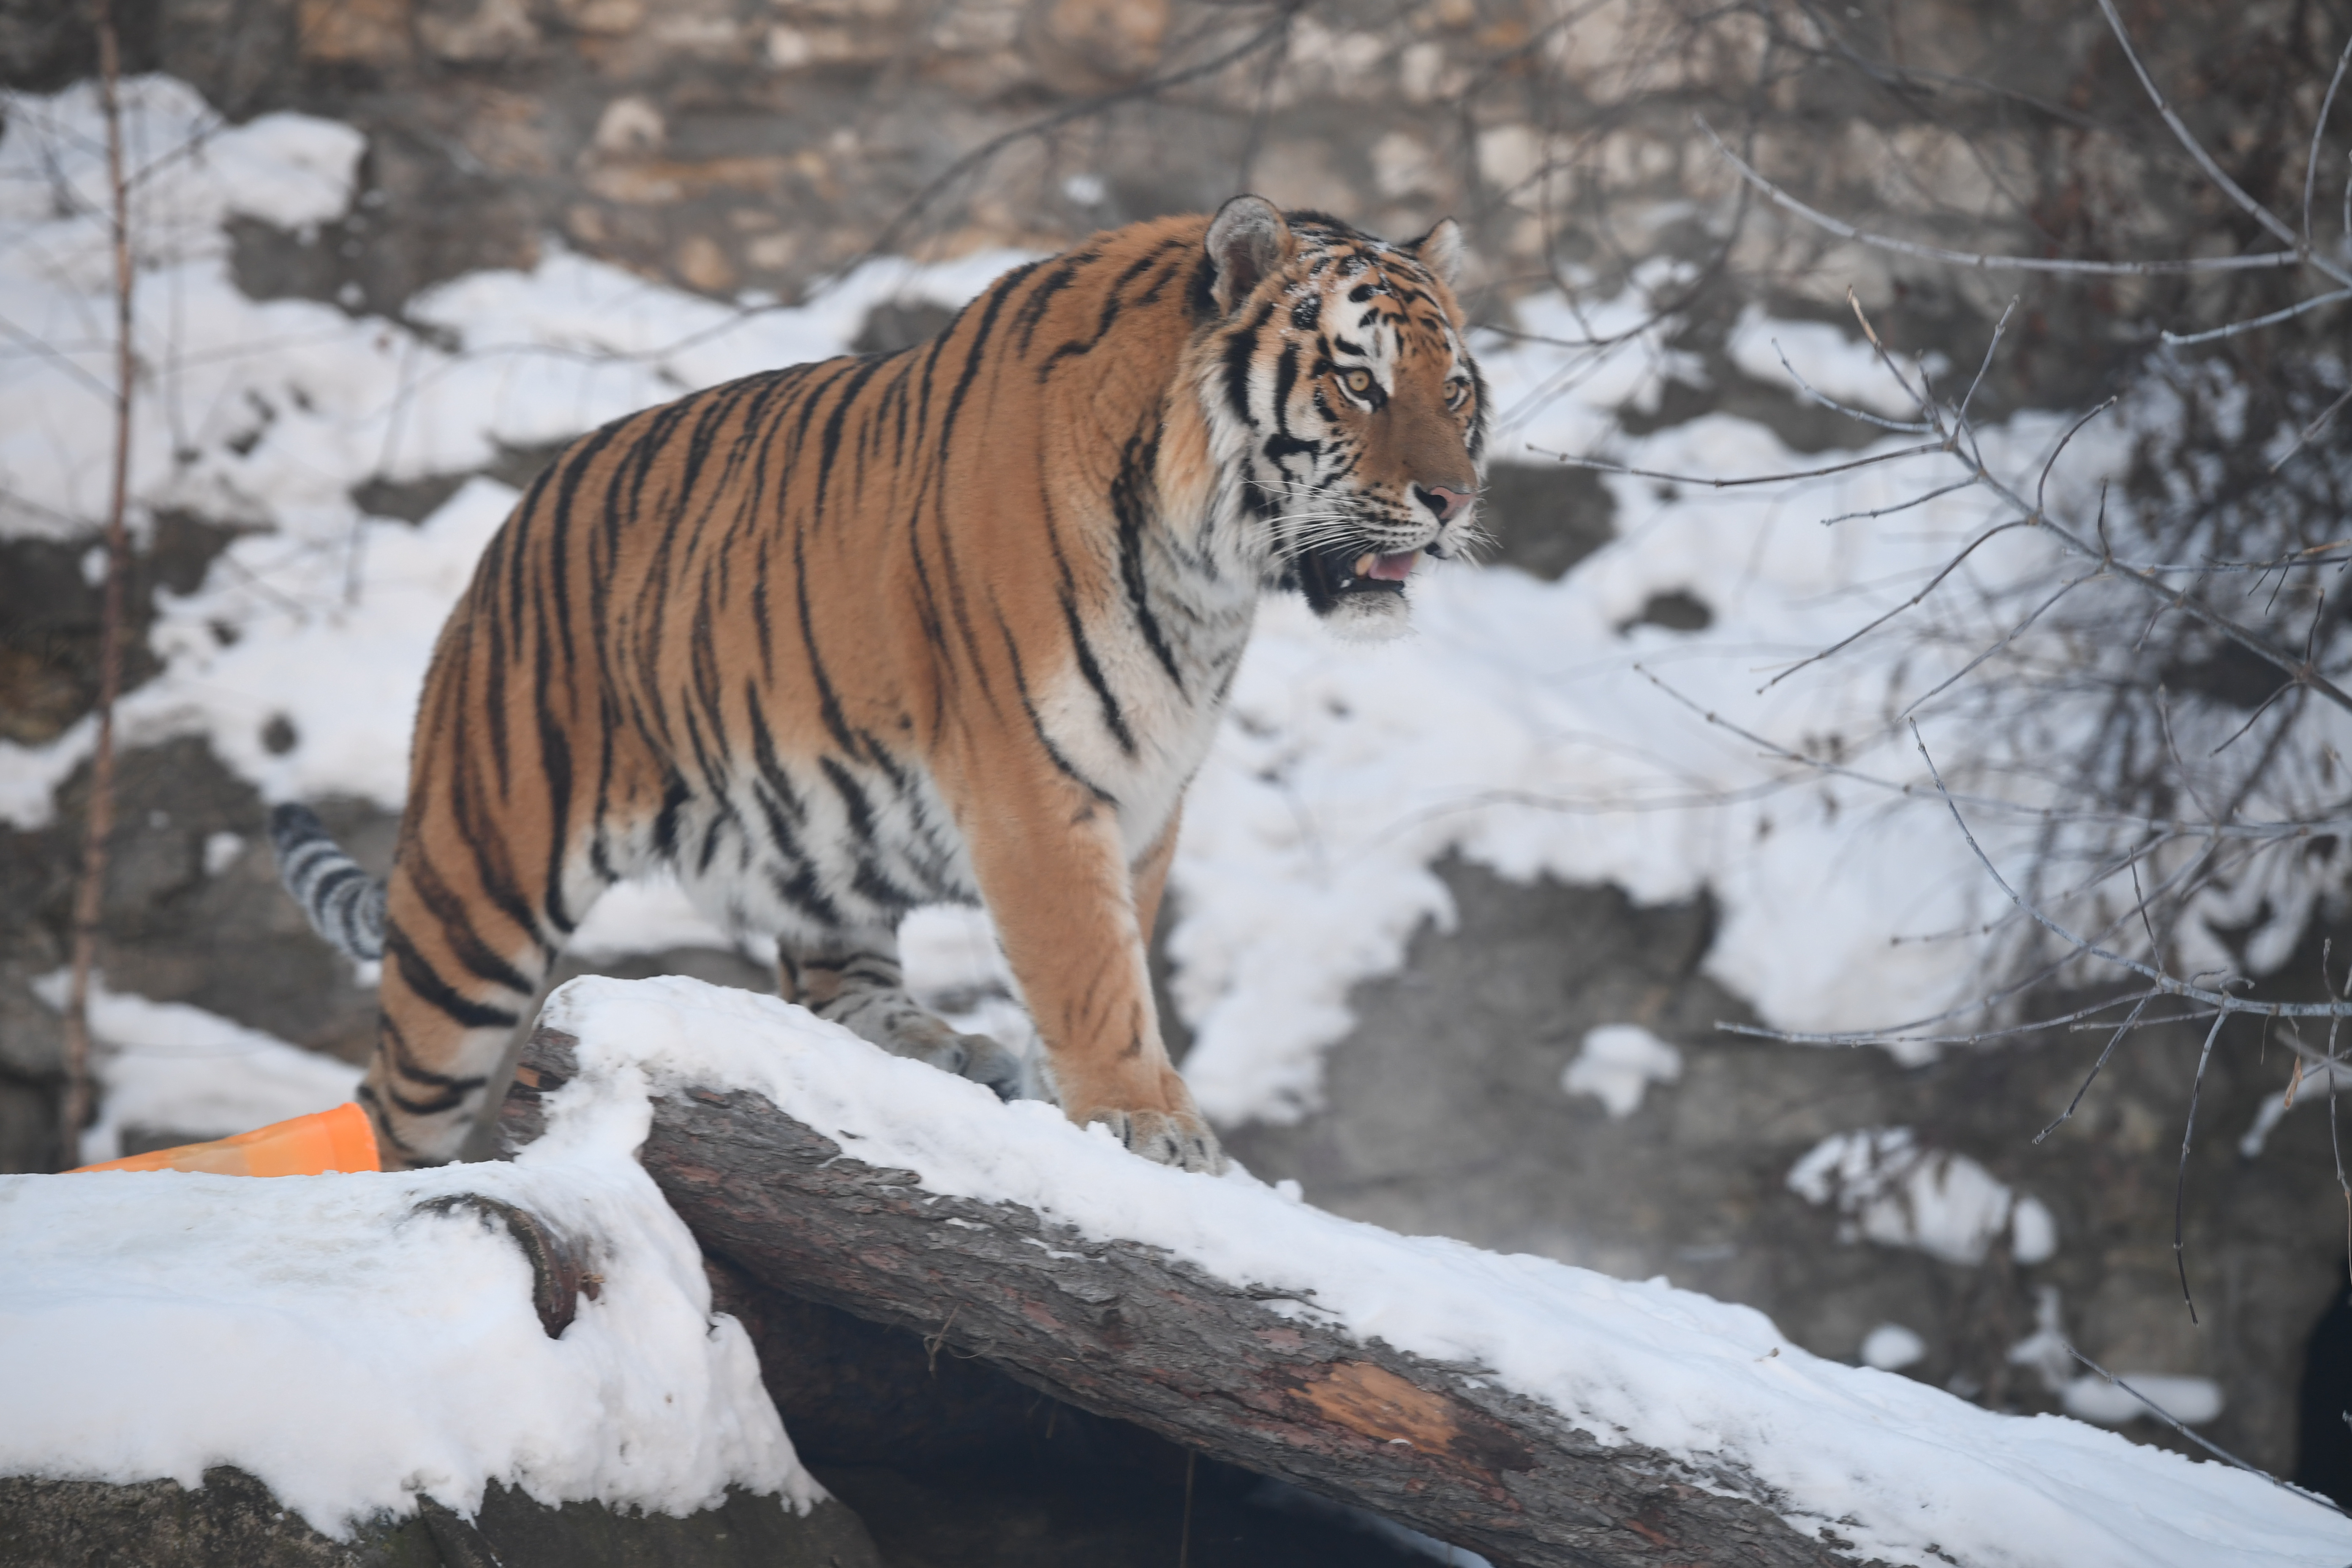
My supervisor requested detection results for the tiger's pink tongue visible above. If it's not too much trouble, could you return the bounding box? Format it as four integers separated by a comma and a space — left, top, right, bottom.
1366, 550, 1417, 582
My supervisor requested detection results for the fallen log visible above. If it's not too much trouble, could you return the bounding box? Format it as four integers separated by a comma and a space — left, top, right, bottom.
497, 1021, 1857, 1568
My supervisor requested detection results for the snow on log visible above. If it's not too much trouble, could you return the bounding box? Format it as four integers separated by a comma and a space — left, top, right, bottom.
497, 975, 2352, 1568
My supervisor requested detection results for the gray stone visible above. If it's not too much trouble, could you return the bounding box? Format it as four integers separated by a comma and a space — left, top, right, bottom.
1475, 461, 1616, 582
0, 1468, 884, 1568
1221, 856, 2352, 1479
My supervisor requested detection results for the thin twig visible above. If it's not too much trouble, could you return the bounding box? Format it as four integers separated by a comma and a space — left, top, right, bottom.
2304, 33, 2352, 250
1908, 724, 2351, 1019
1956, 298, 2018, 426
1532, 440, 1947, 490
2173, 1008, 2229, 1322
1814, 474, 1982, 528
58, 0, 135, 1172
2270, 384, 2352, 474
1694, 117, 2306, 277
1646, 669, 2352, 838
2093, 0, 2352, 287
863, 3, 1303, 262
1897, 572, 2093, 720
2036, 994, 2156, 1144
2061, 1340, 2347, 1515
1760, 521, 2033, 690
2159, 286, 2352, 347
1769, 337, 1936, 433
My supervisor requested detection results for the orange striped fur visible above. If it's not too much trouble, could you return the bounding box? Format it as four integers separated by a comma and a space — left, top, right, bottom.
283, 197, 1488, 1171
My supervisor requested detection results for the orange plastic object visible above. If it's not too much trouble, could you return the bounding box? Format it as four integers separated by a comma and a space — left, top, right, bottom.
70, 1102, 380, 1176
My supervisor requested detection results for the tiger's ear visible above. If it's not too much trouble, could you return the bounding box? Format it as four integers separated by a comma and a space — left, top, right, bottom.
1406, 218, 1465, 286
1205, 195, 1293, 314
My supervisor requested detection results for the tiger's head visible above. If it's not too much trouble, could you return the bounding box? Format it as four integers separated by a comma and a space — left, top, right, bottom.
1194, 195, 1489, 643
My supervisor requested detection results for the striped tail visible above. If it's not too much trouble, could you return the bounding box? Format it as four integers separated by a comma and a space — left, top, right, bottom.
268, 803, 387, 961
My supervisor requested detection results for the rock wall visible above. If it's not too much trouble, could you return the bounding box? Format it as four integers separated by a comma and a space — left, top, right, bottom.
11, 0, 2298, 357
1220, 858, 2351, 1482
0, 1469, 882, 1568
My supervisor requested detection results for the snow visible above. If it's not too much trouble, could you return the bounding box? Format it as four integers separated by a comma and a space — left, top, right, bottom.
201, 828, 247, 877
0, 1047, 819, 1537
1158, 319, 2135, 1116
1560, 1023, 1682, 1118
567, 871, 744, 959
1789, 1127, 2059, 1268
2065, 1375, 2224, 1429
1990, 1284, 2227, 1431
30, 971, 361, 1165
2240, 1061, 2352, 1158
204, 112, 370, 231
1723, 302, 1949, 419
521, 972, 2352, 1568
1860, 1323, 1926, 1372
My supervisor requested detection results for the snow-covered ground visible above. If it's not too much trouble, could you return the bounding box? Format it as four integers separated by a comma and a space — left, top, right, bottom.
5, 74, 2228, 1122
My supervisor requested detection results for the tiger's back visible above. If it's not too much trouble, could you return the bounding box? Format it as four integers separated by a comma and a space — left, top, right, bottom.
274, 199, 1487, 1171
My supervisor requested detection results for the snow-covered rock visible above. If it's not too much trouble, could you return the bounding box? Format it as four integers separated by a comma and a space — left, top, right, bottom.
0, 1060, 825, 1541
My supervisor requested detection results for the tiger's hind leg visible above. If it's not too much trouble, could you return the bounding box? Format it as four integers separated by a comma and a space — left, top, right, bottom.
361, 853, 586, 1168
361, 743, 625, 1168
778, 933, 1027, 1100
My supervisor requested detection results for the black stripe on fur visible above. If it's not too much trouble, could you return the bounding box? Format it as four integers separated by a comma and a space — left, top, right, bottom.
268, 803, 387, 961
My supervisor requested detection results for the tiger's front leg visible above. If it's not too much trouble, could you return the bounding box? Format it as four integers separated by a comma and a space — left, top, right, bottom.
777, 934, 1026, 1100
960, 781, 1223, 1174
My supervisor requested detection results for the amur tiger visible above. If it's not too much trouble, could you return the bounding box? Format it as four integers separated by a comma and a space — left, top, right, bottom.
270, 196, 1489, 1173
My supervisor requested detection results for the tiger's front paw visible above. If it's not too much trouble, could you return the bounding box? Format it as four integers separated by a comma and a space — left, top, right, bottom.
1086, 1106, 1226, 1174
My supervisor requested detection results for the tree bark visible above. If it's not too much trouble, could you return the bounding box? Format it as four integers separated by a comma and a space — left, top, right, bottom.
498, 1024, 1869, 1568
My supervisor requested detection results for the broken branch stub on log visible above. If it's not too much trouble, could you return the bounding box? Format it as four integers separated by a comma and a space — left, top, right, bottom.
498, 1023, 1863, 1568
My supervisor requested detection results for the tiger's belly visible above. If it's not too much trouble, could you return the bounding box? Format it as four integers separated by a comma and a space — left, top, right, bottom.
651, 697, 1230, 947
658, 750, 980, 942
645, 577, 1253, 942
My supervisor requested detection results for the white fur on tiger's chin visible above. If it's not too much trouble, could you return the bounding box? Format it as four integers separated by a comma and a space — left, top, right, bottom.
1319, 591, 1415, 644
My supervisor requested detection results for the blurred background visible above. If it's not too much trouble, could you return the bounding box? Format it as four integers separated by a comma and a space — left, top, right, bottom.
5, 0, 2352, 1508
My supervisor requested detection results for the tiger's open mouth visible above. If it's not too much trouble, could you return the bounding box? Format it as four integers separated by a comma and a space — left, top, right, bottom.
1297, 541, 1420, 613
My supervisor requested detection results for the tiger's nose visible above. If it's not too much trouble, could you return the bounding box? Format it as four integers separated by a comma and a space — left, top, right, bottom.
1414, 484, 1473, 523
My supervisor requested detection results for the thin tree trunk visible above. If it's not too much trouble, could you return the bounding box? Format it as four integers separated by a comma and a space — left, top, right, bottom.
58, 0, 138, 1170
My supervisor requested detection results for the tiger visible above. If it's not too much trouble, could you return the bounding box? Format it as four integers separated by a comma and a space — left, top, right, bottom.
269, 195, 1489, 1174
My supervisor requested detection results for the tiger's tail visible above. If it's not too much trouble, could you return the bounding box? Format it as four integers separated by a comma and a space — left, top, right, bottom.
267, 803, 387, 962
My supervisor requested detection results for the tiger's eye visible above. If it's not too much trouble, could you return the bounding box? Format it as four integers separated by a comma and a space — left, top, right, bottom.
1444, 376, 1470, 410
1341, 368, 1375, 397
